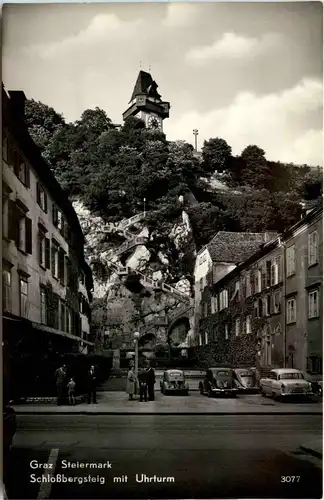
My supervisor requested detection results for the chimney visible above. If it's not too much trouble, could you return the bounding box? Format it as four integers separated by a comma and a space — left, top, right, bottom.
8, 90, 27, 122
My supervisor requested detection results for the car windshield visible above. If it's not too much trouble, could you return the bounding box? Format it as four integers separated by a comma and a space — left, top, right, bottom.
237, 371, 251, 377
167, 371, 183, 377
278, 373, 304, 380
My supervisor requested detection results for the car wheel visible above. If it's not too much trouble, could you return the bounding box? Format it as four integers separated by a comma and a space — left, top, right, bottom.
199, 385, 204, 395
260, 387, 266, 397
271, 391, 277, 400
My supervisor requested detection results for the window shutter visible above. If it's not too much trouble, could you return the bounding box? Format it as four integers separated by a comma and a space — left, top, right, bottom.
25, 165, 30, 188
25, 217, 32, 254
38, 234, 42, 264
45, 238, 50, 269
36, 183, 41, 205
277, 256, 282, 282
8, 200, 19, 243
59, 248, 65, 285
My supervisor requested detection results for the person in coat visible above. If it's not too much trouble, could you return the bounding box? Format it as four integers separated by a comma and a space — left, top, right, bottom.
87, 365, 97, 404
145, 360, 156, 401
54, 364, 67, 406
126, 366, 137, 400
138, 366, 148, 402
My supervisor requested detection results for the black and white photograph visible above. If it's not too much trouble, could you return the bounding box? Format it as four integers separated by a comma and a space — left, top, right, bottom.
1, 1, 323, 499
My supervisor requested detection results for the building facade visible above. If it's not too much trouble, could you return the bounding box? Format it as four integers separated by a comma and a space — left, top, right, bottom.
2, 87, 93, 358
198, 205, 322, 375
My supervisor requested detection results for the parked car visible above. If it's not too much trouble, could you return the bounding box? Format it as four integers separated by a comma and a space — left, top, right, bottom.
199, 368, 237, 397
233, 368, 258, 393
301, 372, 323, 396
160, 369, 189, 395
260, 368, 313, 399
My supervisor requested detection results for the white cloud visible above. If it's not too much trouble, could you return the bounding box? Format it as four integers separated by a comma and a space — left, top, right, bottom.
163, 3, 199, 28
186, 32, 282, 63
165, 78, 323, 166
24, 14, 142, 59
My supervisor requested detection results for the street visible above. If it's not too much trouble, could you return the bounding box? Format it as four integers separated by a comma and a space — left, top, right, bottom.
6, 412, 322, 499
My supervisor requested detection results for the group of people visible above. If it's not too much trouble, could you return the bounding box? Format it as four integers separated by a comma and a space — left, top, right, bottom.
126, 359, 155, 402
54, 364, 97, 406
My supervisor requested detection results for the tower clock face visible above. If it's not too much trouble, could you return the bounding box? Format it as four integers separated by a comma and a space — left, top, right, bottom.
147, 116, 161, 129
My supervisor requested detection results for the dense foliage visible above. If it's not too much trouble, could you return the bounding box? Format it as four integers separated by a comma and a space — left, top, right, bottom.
25, 100, 322, 252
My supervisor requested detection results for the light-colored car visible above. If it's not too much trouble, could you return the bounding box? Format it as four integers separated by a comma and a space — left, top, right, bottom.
260, 368, 313, 399
160, 369, 189, 395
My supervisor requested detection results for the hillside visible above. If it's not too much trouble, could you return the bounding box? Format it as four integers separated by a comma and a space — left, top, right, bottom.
24, 99, 322, 347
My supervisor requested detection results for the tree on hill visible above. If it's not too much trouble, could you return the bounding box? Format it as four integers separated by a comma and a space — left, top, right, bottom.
202, 137, 232, 175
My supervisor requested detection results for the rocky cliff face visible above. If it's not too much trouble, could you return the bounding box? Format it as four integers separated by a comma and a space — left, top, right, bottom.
73, 200, 196, 347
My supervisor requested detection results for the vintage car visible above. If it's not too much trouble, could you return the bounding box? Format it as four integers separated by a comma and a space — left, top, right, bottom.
199, 368, 238, 397
233, 368, 258, 393
302, 372, 323, 396
160, 370, 189, 395
260, 368, 313, 399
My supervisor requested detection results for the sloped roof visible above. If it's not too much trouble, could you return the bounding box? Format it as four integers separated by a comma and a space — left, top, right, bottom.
205, 232, 278, 264
130, 71, 161, 102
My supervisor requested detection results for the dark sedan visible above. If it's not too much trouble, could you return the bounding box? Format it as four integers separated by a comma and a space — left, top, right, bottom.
160, 370, 189, 395
234, 368, 258, 393
199, 368, 238, 397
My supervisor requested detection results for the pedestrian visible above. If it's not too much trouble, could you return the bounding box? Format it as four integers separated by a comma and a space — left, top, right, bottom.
87, 365, 97, 404
126, 365, 137, 400
67, 377, 76, 406
145, 360, 156, 401
54, 364, 67, 406
138, 366, 148, 402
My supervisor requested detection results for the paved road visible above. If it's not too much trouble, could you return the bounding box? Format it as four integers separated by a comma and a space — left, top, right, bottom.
6, 414, 322, 499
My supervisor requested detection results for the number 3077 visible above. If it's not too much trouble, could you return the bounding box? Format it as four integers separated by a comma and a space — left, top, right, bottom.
281, 476, 300, 483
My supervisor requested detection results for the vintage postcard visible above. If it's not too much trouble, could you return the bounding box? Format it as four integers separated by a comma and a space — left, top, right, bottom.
1, 2, 323, 499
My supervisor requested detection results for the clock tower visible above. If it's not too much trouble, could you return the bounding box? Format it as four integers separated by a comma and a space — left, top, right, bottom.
123, 71, 170, 132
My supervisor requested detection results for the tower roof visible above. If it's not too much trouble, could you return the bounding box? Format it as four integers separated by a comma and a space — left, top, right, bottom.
129, 70, 161, 103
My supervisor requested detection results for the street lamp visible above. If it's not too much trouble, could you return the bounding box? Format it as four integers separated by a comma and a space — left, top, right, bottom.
133, 331, 140, 378
193, 129, 199, 152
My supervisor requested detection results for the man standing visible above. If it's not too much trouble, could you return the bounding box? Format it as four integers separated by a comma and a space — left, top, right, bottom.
138, 365, 148, 402
87, 365, 97, 404
55, 364, 67, 406
145, 360, 155, 401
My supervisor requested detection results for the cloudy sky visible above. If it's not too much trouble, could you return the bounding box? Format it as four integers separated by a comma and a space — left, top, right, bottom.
2, 2, 323, 166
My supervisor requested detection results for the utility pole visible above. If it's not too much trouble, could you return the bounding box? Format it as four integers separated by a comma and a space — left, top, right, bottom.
193, 129, 199, 151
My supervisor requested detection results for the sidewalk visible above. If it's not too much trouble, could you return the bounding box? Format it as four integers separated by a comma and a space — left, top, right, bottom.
12, 392, 323, 415
300, 440, 323, 459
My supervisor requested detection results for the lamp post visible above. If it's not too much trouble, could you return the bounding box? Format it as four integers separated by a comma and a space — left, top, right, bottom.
133, 331, 140, 379
193, 129, 199, 152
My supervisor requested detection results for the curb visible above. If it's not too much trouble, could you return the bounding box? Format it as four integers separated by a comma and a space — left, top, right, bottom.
299, 445, 323, 459
14, 411, 323, 416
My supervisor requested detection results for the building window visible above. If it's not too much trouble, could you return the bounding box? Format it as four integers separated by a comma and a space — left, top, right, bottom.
286, 245, 296, 277
66, 308, 72, 334
3, 268, 12, 313
245, 272, 252, 297
224, 323, 229, 340
273, 290, 281, 314
211, 296, 218, 314
38, 232, 46, 268
246, 315, 252, 334
36, 183, 48, 213
19, 276, 29, 318
205, 331, 208, 344
308, 290, 319, 319
40, 287, 47, 324
255, 270, 261, 293
263, 295, 271, 316
16, 209, 32, 255
16, 159, 30, 187
254, 298, 263, 318
235, 317, 240, 336
204, 302, 208, 317
219, 289, 228, 310
271, 259, 279, 286
199, 333, 202, 346
308, 231, 318, 267
287, 298, 296, 324
2, 196, 9, 239
51, 241, 59, 279
307, 356, 322, 375
60, 300, 66, 331
266, 260, 271, 288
